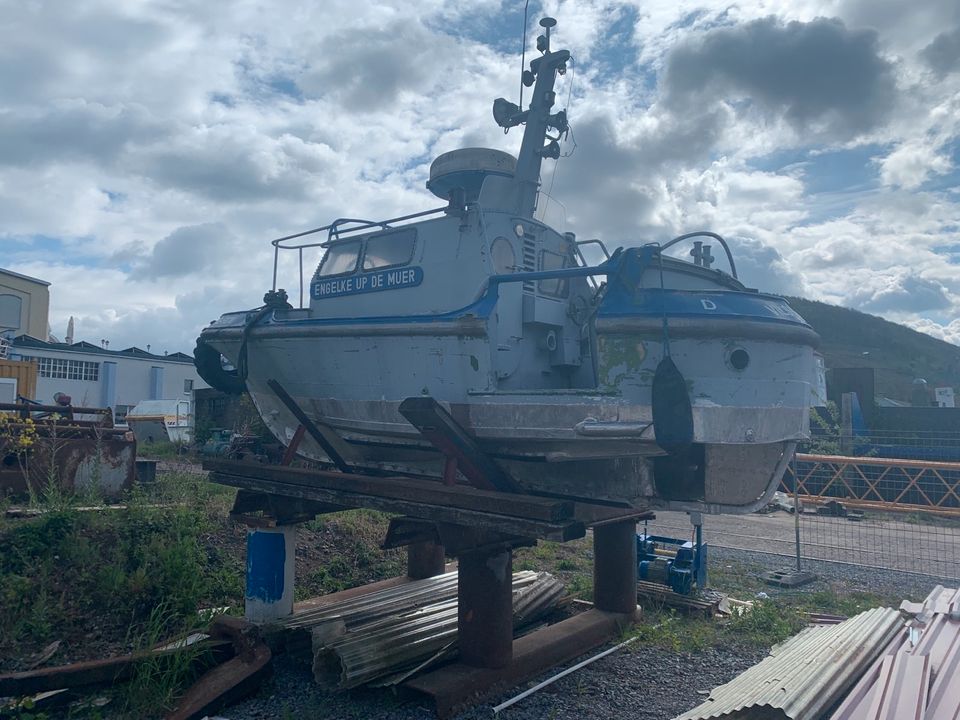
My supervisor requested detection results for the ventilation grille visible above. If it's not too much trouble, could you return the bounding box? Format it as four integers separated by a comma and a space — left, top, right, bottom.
522, 233, 537, 293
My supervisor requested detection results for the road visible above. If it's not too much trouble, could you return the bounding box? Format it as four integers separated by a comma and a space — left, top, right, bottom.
645, 509, 960, 580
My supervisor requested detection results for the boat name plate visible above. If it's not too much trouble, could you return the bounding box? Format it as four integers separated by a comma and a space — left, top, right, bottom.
311, 266, 424, 299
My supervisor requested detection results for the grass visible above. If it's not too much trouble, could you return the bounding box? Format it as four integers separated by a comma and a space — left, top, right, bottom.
0, 471, 244, 718
135, 440, 192, 460
298, 509, 406, 599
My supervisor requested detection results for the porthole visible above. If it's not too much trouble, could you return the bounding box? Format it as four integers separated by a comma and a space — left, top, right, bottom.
729, 348, 750, 371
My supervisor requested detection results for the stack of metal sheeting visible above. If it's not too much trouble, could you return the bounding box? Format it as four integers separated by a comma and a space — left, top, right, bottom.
675, 606, 904, 720
283, 570, 461, 633
311, 571, 564, 689
830, 585, 960, 720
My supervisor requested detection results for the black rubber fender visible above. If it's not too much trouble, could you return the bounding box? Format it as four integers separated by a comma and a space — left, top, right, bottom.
194, 338, 246, 395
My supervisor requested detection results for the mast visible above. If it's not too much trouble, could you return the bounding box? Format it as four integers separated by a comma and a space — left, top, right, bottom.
492, 17, 571, 218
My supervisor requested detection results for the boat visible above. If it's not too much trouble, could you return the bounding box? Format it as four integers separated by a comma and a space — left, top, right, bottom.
195, 17, 823, 513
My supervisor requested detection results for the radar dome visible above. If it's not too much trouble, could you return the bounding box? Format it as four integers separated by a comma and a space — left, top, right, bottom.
427, 148, 516, 203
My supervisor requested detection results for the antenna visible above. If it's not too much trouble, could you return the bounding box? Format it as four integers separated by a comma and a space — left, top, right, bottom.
518, 0, 530, 113
539, 16, 556, 53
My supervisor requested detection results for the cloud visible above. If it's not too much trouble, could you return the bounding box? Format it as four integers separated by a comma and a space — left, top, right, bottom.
848, 273, 953, 314
142, 223, 234, 278
921, 28, 960, 76
0, 101, 164, 169
129, 126, 335, 202
664, 16, 897, 140
880, 139, 953, 188
904, 317, 960, 345
720, 235, 807, 296
297, 24, 452, 111
1, 1, 959, 354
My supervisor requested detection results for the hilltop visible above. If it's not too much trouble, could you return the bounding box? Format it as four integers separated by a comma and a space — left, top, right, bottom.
787, 298, 960, 401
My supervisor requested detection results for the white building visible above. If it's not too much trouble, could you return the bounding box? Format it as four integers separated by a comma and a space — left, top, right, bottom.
10, 336, 208, 424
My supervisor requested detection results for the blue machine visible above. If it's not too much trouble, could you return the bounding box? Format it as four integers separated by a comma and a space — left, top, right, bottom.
637, 525, 708, 595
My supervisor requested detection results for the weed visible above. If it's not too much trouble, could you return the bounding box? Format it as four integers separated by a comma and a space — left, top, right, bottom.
797, 589, 891, 616
723, 600, 807, 647
120, 602, 208, 718
0, 472, 244, 664
629, 609, 718, 652
567, 574, 593, 600
136, 440, 188, 460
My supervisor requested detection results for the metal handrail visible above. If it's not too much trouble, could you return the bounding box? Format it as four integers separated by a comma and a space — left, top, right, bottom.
270, 206, 449, 304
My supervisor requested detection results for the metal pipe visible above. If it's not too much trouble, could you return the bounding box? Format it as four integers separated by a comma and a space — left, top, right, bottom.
492, 635, 639, 714
660, 231, 738, 279
793, 457, 802, 573
272, 244, 279, 291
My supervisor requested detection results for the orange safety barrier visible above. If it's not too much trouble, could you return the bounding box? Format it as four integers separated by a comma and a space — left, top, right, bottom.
782, 452, 960, 516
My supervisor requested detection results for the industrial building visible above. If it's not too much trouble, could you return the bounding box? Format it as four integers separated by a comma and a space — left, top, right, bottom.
1, 266, 206, 425
0, 268, 50, 341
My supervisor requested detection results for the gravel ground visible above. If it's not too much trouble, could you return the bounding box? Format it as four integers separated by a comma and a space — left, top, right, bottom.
707, 545, 945, 603
224, 640, 765, 720
224, 548, 947, 720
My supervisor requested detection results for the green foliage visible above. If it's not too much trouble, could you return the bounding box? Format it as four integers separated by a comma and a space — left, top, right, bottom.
297, 509, 405, 600
796, 589, 890, 617
629, 608, 718, 652
120, 603, 208, 718
724, 600, 807, 647
808, 401, 843, 455
0, 473, 243, 658
788, 297, 960, 400
136, 440, 186, 460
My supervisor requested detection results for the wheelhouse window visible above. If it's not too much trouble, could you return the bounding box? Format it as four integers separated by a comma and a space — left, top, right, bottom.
362, 228, 416, 271
538, 250, 570, 298
318, 240, 361, 277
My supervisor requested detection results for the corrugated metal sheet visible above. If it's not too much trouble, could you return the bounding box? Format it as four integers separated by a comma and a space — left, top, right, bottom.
868, 653, 930, 720
675, 607, 904, 720
925, 625, 960, 719
830, 630, 911, 720
312, 571, 564, 689
832, 585, 960, 720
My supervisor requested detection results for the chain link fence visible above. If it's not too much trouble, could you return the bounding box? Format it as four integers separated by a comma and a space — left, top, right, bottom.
644, 432, 960, 583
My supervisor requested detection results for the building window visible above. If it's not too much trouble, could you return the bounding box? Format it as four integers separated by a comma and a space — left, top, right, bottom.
68, 360, 100, 381
0, 294, 22, 330
184, 378, 194, 393
37, 357, 68, 379
114, 404, 132, 425
36, 357, 99, 381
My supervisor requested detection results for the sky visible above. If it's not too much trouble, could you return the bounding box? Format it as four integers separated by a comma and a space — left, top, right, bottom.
1, 0, 959, 354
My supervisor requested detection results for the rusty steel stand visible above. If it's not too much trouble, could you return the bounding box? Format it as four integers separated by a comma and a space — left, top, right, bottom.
407, 540, 447, 580
458, 546, 514, 668
593, 520, 639, 614
207, 384, 650, 717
